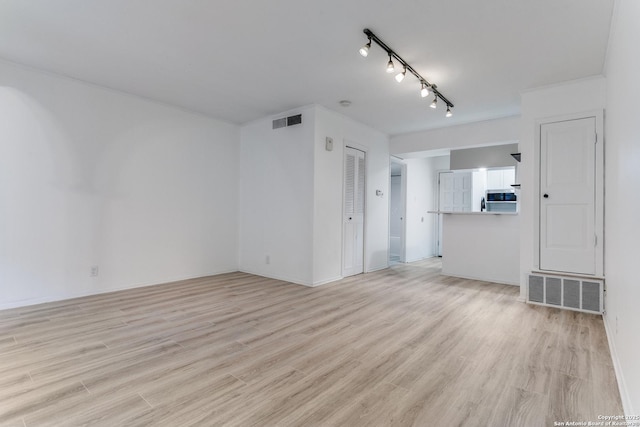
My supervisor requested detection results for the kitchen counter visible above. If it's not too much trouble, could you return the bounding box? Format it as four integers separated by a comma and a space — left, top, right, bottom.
437, 212, 520, 286
428, 211, 518, 215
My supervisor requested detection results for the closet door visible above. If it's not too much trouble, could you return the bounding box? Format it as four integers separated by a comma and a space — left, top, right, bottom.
539, 117, 599, 275
343, 147, 365, 277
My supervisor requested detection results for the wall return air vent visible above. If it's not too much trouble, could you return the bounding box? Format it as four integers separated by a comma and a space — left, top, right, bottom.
272, 114, 302, 130
527, 272, 604, 314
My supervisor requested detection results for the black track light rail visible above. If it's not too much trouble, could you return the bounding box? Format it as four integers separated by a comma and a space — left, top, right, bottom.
363, 28, 454, 109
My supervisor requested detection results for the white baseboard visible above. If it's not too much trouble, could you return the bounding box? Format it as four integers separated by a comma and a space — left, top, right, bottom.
237, 269, 312, 287
403, 254, 438, 264
603, 313, 634, 416
312, 276, 343, 287
440, 272, 519, 287
0, 267, 239, 311
366, 264, 390, 273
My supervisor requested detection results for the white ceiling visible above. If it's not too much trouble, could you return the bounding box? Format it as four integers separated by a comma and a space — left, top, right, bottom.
0, 0, 614, 135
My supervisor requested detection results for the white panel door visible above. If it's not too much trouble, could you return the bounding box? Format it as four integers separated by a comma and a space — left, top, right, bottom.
439, 172, 472, 212
437, 171, 471, 256
343, 147, 365, 277
540, 117, 596, 275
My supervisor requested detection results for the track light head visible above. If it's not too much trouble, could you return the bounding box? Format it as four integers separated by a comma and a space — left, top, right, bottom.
420, 83, 429, 98
395, 66, 406, 82
386, 55, 395, 73
359, 38, 371, 57
446, 107, 452, 117
430, 97, 437, 109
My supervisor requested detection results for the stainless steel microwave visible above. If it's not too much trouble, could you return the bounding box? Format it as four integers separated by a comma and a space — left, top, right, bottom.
486, 190, 517, 202
486, 190, 517, 212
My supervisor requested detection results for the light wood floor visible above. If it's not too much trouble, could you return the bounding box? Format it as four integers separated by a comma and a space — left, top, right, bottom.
0, 259, 623, 426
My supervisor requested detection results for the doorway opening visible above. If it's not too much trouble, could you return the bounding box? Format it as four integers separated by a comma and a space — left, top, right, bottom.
389, 158, 406, 265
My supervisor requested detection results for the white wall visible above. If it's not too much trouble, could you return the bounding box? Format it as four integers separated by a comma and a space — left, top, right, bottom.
404, 157, 444, 262
0, 60, 240, 309
313, 106, 390, 284
518, 76, 606, 300
450, 143, 519, 170
391, 115, 520, 156
238, 106, 315, 285
239, 105, 390, 287
603, 0, 640, 414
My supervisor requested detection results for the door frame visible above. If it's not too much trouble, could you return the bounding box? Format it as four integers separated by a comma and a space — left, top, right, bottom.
533, 109, 604, 277
342, 142, 368, 276
388, 157, 407, 264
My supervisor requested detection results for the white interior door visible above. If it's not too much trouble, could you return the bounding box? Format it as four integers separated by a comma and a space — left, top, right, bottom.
343, 147, 365, 277
539, 117, 597, 275
437, 171, 471, 256
439, 172, 472, 212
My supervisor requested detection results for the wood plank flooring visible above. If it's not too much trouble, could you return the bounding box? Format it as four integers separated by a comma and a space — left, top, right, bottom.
0, 258, 623, 426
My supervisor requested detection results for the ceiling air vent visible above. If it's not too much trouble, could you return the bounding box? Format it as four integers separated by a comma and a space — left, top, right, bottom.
272, 117, 287, 129
287, 114, 302, 126
272, 114, 302, 130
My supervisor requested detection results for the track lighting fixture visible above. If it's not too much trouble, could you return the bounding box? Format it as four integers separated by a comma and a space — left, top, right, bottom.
358, 28, 454, 115
386, 55, 395, 73
420, 82, 429, 98
359, 38, 371, 57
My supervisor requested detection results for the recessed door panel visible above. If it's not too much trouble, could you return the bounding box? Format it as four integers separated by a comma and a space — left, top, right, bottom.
545, 205, 589, 249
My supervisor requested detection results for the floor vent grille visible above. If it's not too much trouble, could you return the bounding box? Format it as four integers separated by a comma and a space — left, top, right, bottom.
527, 273, 603, 314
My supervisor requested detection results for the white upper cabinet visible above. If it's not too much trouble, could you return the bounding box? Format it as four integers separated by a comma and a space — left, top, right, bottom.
487, 168, 516, 190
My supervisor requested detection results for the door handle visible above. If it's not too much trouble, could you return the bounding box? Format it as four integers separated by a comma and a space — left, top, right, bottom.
543, 194, 549, 198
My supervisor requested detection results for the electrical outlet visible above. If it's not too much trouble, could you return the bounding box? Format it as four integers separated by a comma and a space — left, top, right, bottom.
90, 265, 99, 277
265, 255, 270, 265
